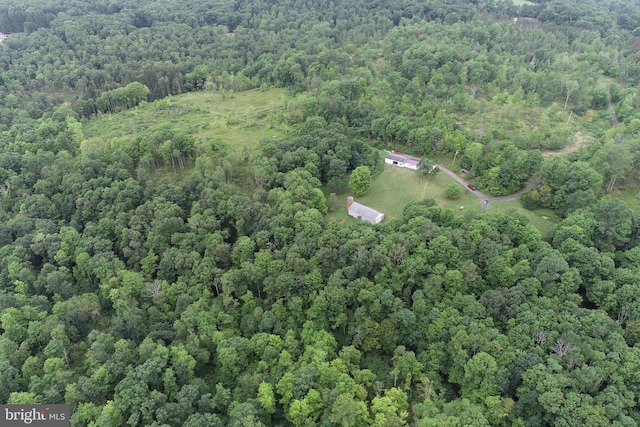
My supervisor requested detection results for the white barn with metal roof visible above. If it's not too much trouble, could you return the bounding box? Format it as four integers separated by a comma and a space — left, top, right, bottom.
385, 153, 419, 170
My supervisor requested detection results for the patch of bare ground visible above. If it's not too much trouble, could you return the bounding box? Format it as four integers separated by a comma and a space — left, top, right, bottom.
542, 131, 591, 159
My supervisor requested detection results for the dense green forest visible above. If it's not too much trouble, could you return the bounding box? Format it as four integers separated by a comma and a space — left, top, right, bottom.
2, 0, 640, 426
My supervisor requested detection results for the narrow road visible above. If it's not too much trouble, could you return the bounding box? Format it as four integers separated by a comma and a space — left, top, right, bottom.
392, 152, 534, 204
436, 164, 534, 204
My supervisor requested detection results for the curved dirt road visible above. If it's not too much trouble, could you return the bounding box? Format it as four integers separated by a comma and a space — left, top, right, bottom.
436, 164, 532, 203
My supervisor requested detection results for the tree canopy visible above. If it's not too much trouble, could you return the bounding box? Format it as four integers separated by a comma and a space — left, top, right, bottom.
1, 0, 640, 425
349, 166, 373, 196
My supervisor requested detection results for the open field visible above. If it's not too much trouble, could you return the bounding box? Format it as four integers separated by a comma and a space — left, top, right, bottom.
326, 167, 472, 224
82, 88, 290, 155
454, 98, 600, 157
327, 165, 559, 238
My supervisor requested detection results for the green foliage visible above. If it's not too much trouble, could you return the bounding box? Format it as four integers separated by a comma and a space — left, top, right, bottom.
349, 166, 373, 196
1, 1, 640, 427
534, 157, 604, 217
417, 158, 437, 177
444, 184, 462, 200
96, 82, 151, 114
592, 198, 634, 251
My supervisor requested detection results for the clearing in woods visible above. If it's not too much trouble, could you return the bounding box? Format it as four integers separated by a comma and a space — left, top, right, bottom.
329, 167, 481, 220
82, 88, 290, 155
328, 166, 560, 239
542, 131, 592, 159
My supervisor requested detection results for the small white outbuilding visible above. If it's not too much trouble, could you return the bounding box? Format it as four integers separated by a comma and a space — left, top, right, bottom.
347, 197, 384, 224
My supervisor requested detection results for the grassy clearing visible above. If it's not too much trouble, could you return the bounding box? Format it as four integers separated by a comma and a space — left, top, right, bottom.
328, 166, 484, 223
612, 184, 640, 212
327, 166, 560, 239
82, 88, 290, 155
172, 89, 290, 154
541, 131, 592, 159
457, 101, 553, 142
512, 0, 536, 5
454, 98, 596, 157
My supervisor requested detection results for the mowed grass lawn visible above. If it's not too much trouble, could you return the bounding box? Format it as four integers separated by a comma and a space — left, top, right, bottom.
328, 166, 483, 223
82, 88, 289, 155
328, 166, 560, 239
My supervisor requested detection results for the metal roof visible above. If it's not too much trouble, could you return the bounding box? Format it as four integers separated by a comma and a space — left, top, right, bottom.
348, 202, 384, 224
385, 153, 408, 162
